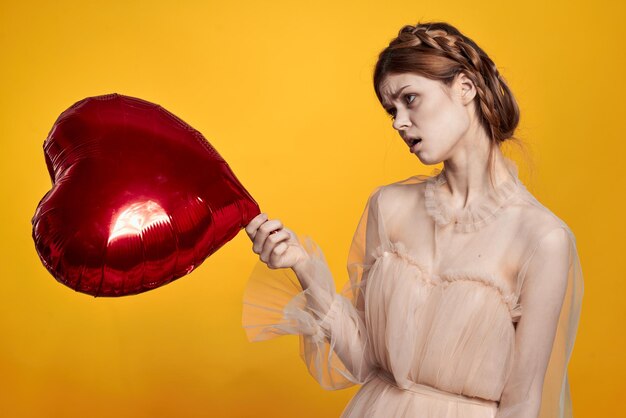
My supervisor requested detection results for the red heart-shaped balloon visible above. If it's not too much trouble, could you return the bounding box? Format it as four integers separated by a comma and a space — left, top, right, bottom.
32, 93, 260, 297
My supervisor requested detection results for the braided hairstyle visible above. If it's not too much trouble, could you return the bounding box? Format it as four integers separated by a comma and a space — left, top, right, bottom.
374, 21, 522, 171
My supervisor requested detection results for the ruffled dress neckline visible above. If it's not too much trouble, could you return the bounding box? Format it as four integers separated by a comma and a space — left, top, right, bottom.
424, 157, 526, 233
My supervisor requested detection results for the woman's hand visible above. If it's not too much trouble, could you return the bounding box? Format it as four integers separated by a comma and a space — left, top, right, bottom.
245, 213, 310, 270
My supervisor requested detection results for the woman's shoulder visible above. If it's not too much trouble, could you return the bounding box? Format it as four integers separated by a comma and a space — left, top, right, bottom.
511, 185, 576, 243
376, 172, 433, 199
369, 173, 434, 216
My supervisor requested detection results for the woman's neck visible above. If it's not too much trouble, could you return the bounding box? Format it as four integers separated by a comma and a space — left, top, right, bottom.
440, 146, 514, 211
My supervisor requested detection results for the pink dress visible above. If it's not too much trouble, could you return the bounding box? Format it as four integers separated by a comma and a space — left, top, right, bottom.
242, 157, 583, 418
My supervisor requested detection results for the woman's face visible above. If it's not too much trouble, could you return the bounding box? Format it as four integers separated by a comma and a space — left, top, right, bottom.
378, 72, 475, 165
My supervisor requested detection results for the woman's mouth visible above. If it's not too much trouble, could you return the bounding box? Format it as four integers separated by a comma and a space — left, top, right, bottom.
409, 138, 422, 152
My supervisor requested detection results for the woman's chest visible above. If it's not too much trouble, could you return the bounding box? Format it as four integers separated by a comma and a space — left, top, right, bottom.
366, 241, 524, 326
386, 221, 527, 297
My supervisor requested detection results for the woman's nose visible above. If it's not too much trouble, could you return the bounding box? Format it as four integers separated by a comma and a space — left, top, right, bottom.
392, 110, 411, 131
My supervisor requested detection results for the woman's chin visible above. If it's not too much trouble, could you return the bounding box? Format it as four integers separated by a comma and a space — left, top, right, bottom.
414, 152, 439, 166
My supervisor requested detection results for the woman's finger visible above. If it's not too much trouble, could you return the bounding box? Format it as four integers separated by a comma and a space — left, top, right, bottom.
245, 213, 268, 239
274, 241, 287, 255
268, 241, 289, 269
260, 228, 290, 262
253, 218, 284, 254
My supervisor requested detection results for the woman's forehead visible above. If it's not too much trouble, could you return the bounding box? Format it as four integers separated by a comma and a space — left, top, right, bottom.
379, 73, 428, 104
382, 73, 431, 90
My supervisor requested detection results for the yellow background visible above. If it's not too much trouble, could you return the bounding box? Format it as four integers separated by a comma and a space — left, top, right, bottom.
1, 1, 623, 417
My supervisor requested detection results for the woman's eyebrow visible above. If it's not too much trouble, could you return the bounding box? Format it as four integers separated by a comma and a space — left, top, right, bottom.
382, 84, 411, 108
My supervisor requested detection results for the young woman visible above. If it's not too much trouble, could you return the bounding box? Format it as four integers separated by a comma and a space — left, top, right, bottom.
242, 21, 583, 418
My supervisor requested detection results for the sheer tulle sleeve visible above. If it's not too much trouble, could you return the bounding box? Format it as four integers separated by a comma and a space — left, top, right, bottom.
241, 186, 385, 390
496, 226, 584, 418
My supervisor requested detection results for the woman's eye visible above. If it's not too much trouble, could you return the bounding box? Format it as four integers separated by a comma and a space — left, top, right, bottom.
385, 95, 416, 119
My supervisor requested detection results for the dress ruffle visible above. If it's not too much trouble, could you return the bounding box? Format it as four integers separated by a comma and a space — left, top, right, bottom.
377, 240, 522, 323
242, 233, 375, 390
424, 159, 527, 233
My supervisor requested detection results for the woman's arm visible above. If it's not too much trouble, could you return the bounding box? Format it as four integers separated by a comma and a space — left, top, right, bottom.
242, 185, 385, 389
289, 187, 383, 383
496, 226, 582, 418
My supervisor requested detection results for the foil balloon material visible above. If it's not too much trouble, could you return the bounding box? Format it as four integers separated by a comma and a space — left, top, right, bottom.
32, 93, 260, 297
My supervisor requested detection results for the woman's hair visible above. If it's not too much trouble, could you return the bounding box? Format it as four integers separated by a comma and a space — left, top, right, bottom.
373, 21, 527, 181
